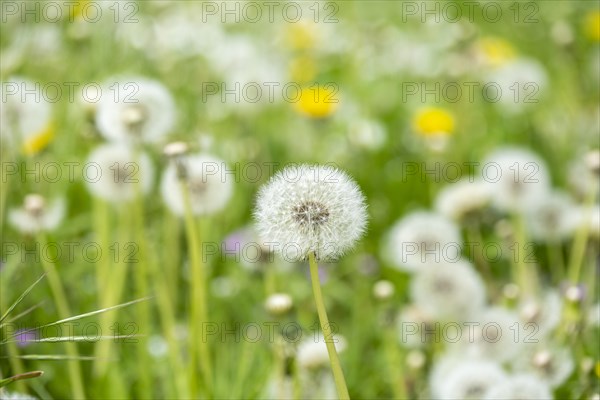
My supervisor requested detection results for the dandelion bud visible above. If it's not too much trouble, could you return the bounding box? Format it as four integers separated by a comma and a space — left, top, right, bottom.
503, 283, 520, 300
585, 149, 600, 175
163, 141, 188, 158
373, 280, 395, 301
24, 194, 46, 217
406, 350, 426, 370
264, 293, 293, 315
564, 285, 584, 303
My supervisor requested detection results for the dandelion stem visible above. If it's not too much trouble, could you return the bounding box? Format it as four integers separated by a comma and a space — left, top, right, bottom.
568, 187, 596, 283
308, 252, 350, 400
37, 234, 86, 400
181, 182, 212, 396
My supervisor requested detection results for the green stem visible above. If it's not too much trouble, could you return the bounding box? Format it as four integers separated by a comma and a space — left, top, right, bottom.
568, 188, 597, 283
308, 252, 350, 400
384, 325, 407, 399
37, 234, 86, 400
181, 182, 212, 396
512, 213, 537, 296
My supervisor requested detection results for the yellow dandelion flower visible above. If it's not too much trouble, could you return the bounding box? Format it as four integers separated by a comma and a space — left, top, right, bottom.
22, 123, 55, 156
285, 22, 318, 51
293, 85, 339, 119
289, 56, 317, 83
413, 107, 455, 136
584, 10, 600, 41
477, 37, 516, 67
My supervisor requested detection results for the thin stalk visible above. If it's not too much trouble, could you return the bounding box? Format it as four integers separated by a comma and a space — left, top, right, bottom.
37, 234, 86, 400
568, 188, 597, 283
308, 252, 350, 400
181, 182, 212, 396
511, 213, 538, 296
384, 325, 407, 400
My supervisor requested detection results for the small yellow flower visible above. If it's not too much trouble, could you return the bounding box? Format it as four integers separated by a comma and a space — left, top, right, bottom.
584, 10, 600, 42
477, 37, 516, 67
289, 56, 317, 83
285, 22, 318, 51
413, 107, 455, 136
293, 85, 339, 119
22, 123, 55, 156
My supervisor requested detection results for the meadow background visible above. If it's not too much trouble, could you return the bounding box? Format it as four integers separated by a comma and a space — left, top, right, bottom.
1, 1, 599, 399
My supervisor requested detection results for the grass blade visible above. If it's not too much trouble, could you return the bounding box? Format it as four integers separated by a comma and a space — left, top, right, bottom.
0, 274, 46, 325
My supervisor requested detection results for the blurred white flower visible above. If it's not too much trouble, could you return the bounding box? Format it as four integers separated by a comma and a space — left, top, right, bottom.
483, 58, 548, 114
347, 118, 387, 151
481, 147, 550, 212
397, 305, 432, 349
264, 293, 293, 315
0, 76, 52, 151
383, 211, 462, 272
9, 194, 65, 235
254, 165, 367, 262
161, 153, 233, 216
485, 374, 553, 400
85, 143, 154, 203
454, 306, 522, 363
410, 259, 486, 322
524, 190, 580, 241
434, 179, 492, 221
518, 290, 562, 338
431, 358, 507, 400
512, 344, 575, 388
95, 77, 176, 144
296, 333, 347, 370
0, 391, 38, 400
373, 280, 395, 300
578, 204, 600, 239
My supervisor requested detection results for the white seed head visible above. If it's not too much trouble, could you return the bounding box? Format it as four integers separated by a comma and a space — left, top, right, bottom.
95, 76, 176, 144
410, 259, 486, 322
264, 293, 293, 315
0, 76, 52, 147
9, 196, 65, 235
163, 141, 188, 158
524, 190, 580, 241
518, 291, 562, 338
24, 194, 46, 216
161, 153, 233, 216
85, 143, 154, 203
512, 345, 574, 388
481, 147, 550, 212
382, 211, 462, 272
373, 280, 395, 300
254, 164, 367, 262
296, 333, 347, 370
484, 374, 552, 400
431, 358, 507, 400
434, 179, 491, 221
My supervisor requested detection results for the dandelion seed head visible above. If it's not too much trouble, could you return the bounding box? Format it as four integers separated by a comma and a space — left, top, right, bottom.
95, 76, 175, 144
434, 179, 491, 221
254, 164, 367, 262
383, 211, 462, 272
264, 293, 293, 315
431, 358, 507, 400
85, 143, 154, 203
410, 259, 486, 322
161, 154, 233, 216
484, 374, 552, 400
9, 195, 65, 235
296, 333, 347, 370
482, 147, 550, 212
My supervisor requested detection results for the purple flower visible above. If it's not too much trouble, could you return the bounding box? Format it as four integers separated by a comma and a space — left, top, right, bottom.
15, 329, 38, 348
